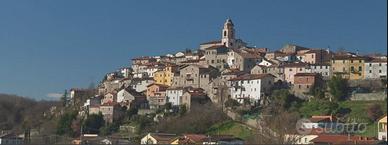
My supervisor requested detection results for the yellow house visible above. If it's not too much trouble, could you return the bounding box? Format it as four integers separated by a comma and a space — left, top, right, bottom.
331, 55, 366, 80
378, 115, 387, 141
153, 65, 177, 86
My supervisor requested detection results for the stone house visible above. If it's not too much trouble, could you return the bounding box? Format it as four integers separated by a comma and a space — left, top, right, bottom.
292, 73, 323, 99
204, 45, 229, 70
99, 102, 123, 124
251, 65, 285, 81
227, 48, 262, 71
181, 89, 209, 110
117, 87, 147, 109
172, 64, 220, 94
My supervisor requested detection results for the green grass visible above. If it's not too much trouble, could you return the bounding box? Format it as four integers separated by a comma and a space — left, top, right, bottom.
338, 100, 387, 137
207, 120, 253, 140
339, 100, 387, 120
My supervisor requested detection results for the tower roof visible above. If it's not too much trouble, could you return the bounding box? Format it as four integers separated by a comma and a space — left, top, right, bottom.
225, 18, 234, 26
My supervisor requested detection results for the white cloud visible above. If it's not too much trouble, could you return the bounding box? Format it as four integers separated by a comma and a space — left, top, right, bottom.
46, 93, 63, 99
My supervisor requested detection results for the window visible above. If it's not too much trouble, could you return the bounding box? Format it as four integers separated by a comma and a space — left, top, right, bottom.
307, 85, 310, 89
224, 31, 226, 37
369, 70, 372, 73
298, 85, 301, 89
358, 66, 362, 71
351, 60, 353, 63
379, 70, 382, 73
379, 63, 382, 66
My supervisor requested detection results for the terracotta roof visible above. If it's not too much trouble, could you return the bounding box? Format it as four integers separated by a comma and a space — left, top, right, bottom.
228, 74, 274, 81
231, 48, 262, 59
200, 40, 221, 45
311, 134, 378, 144
310, 115, 337, 123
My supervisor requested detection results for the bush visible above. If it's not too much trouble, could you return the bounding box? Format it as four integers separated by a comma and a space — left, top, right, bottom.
83, 113, 105, 134
56, 111, 78, 136
366, 103, 383, 122
225, 99, 240, 108
328, 75, 349, 101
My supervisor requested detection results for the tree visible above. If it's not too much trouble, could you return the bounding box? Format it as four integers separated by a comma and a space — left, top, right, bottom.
61, 90, 68, 107
56, 111, 78, 136
309, 84, 325, 99
271, 89, 302, 111
328, 75, 349, 101
366, 103, 383, 122
83, 113, 105, 134
225, 99, 240, 109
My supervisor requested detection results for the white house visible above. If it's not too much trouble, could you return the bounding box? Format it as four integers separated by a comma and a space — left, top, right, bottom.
309, 64, 331, 79
285, 133, 319, 144
131, 78, 154, 93
365, 59, 387, 79
228, 74, 274, 104
166, 87, 185, 106
258, 58, 275, 66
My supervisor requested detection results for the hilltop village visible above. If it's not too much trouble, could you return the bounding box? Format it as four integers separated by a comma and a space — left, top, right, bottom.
3, 19, 386, 144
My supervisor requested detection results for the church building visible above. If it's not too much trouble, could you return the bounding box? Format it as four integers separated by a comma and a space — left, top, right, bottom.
200, 18, 247, 50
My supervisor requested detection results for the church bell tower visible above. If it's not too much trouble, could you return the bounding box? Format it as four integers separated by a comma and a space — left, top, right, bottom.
221, 18, 236, 48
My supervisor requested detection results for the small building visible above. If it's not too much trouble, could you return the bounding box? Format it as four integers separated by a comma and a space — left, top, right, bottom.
378, 115, 387, 141
331, 55, 366, 80
303, 115, 338, 129
170, 134, 208, 144
146, 83, 169, 108
292, 73, 323, 99
283, 63, 310, 84
140, 133, 177, 144
365, 58, 387, 79
166, 87, 185, 106
116, 87, 146, 109
228, 74, 275, 104
0, 133, 23, 145
99, 102, 123, 123
181, 88, 209, 110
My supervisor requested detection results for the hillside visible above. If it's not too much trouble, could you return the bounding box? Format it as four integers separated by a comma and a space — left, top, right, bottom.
0, 94, 59, 132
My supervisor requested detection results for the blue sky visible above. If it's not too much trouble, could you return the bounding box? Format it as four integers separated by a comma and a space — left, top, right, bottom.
0, 0, 386, 100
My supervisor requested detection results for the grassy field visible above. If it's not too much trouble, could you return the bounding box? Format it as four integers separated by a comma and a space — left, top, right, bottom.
338, 100, 387, 137
207, 120, 253, 140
